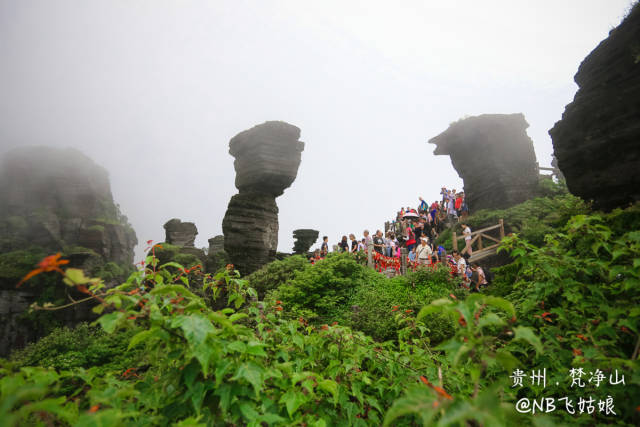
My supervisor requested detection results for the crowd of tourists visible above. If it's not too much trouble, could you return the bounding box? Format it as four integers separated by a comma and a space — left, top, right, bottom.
312, 187, 488, 291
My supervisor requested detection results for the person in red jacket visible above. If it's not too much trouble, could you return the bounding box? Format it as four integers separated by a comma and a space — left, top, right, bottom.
455, 193, 463, 217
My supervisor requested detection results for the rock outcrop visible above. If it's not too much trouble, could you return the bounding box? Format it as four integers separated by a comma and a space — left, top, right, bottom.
0, 146, 137, 356
222, 121, 305, 275
208, 235, 225, 255
153, 218, 206, 269
0, 147, 137, 263
429, 114, 539, 211
164, 218, 198, 247
549, 4, 640, 210
292, 229, 319, 254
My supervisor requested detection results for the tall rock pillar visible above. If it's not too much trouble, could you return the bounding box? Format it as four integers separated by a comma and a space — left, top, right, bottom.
222, 121, 305, 275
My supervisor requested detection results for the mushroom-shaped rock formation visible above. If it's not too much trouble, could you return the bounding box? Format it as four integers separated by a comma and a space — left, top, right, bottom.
222, 121, 305, 275
164, 218, 198, 247
549, 4, 640, 210
292, 229, 319, 254
429, 114, 539, 211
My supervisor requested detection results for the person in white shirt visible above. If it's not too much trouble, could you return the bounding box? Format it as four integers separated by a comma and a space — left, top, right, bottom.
461, 223, 473, 256
416, 238, 433, 265
453, 251, 467, 284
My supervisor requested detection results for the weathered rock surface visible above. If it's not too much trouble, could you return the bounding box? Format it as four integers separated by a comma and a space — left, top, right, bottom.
292, 229, 319, 254
429, 114, 539, 211
229, 121, 305, 197
549, 4, 640, 210
0, 147, 137, 263
0, 146, 137, 356
164, 218, 198, 247
223, 192, 279, 274
223, 121, 305, 275
208, 235, 225, 254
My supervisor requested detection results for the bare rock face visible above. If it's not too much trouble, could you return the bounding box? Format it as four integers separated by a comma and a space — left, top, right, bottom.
0, 146, 137, 356
549, 5, 640, 210
429, 114, 539, 211
229, 121, 305, 197
223, 121, 305, 275
0, 146, 137, 265
292, 229, 319, 254
164, 218, 198, 247
223, 192, 279, 274
208, 235, 225, 254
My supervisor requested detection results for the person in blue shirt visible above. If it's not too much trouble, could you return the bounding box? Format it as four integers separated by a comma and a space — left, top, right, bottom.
408, 247, 416, 262
418, 196, 428, 211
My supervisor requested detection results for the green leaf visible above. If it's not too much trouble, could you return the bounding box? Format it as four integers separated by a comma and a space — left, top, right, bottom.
171, 314, 217, 374
483, 296, 515, 317
150, 284, 198, 299
159, 261, 186, 270
96, 312, 124, 334
417, 298, 453, 321
128, 329, 154, 350
227, 341, 246, 354
279, 389, 308, 418
246, 342, 268, 357
62, 268, 90, 286
318, 379, 339, 404
513, 326, 543, 354
231, 362, 264, 396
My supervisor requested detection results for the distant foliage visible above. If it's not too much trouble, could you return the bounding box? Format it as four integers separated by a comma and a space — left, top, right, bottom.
2, 202, 640, 425
467, 193, 589, 246
246, 255, 309, 299
10, 323, 140, 376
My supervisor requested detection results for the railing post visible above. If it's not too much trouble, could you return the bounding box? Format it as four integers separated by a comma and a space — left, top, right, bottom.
452, 231, 458, 251
400, 248, 407, 275
478, 234, 483, 250
499, 219, 505, 240
367, 243, 374, 268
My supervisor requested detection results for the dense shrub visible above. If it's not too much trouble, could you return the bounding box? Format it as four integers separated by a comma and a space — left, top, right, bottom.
350, 265, 465, 343
10, 323, 141, 376
267, 252, 374, 321
246, 255, 309, 298
466, 193, 589, 246
490, 206, 640, 425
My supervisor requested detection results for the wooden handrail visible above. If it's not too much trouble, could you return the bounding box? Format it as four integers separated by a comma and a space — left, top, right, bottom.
452, 219, 504, 254
454, 223, 502, 241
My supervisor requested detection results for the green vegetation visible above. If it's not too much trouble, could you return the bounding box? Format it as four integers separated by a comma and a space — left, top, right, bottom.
1, 198, 639, 425
245, 254, 309, 298
10, 323, 141, 376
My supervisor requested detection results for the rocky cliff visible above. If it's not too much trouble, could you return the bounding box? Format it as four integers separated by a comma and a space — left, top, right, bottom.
0, 146, 137, 356
0, 147, 137, 263
222, 121, 305, 275
549, 4, 640, 210
292, 229, 319, 254
429, 114, 539, 211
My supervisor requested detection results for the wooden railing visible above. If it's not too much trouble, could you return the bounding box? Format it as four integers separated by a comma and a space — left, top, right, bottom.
452, 219, 505, 262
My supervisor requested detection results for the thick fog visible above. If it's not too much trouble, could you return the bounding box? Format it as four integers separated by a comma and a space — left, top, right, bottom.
0, 0, 634, 261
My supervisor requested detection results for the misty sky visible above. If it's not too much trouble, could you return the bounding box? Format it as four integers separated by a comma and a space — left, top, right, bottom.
0, 0, 634, 260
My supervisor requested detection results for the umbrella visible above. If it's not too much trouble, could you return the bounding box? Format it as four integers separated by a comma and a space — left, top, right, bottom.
403, 211, 419, 219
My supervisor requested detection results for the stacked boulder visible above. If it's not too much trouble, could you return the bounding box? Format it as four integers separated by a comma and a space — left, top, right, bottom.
153, 219, 206, 267
429, 113, 539, 211
222, 121, 305, 275
292, 229, 319, 255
